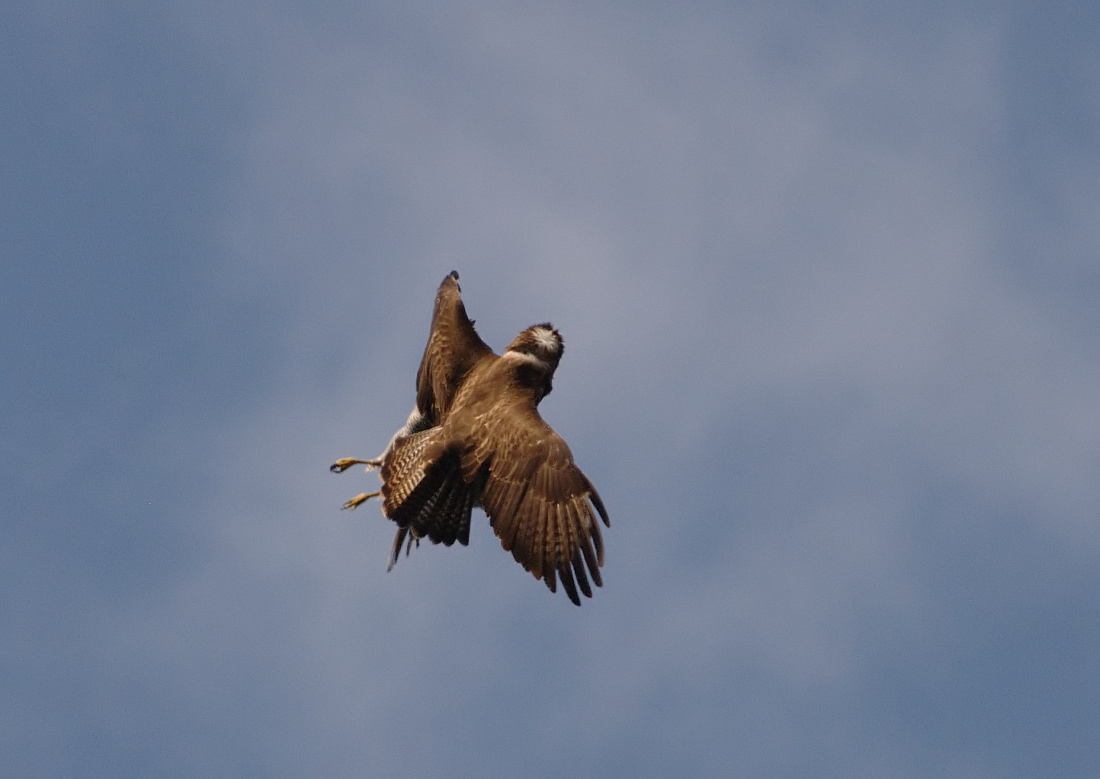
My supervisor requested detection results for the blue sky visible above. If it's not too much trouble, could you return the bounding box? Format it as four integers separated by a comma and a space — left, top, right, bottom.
3, 2, 1099, 776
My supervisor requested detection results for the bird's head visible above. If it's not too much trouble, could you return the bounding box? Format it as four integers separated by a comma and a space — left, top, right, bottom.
503, 324, 563, 400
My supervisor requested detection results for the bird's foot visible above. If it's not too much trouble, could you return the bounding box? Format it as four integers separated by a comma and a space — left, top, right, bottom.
330, 457, 382, 474
342, 491, 380, 510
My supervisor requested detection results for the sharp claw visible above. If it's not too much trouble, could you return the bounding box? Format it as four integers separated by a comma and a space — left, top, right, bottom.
331, 458, 356, 473
330, 457, 383, 474
342, 491, 380, 510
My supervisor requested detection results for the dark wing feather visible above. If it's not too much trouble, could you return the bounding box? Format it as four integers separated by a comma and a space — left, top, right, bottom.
380, 427, 475, 570
415, 272, 493, 422
465, 408, 610, 606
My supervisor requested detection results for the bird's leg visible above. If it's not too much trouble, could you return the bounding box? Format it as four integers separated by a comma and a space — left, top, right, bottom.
341, 491, 380, 511
332, 407, 424, 475
332, 453, 384, 510
330, 457, 383, 474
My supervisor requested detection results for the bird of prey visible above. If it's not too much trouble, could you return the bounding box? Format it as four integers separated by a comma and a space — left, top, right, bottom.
331, 271, 610, 605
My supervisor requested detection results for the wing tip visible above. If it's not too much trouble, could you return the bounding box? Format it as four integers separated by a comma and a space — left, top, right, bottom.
588, 485, 610, 527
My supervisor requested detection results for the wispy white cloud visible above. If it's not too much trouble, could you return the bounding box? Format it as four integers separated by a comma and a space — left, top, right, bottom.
5, 1, 1099, 776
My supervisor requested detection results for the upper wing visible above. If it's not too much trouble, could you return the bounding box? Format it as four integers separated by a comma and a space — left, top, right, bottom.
462, 407, 610, 606
415, 271, 493, 422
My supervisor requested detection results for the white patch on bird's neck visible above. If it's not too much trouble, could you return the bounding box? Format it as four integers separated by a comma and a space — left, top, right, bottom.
503, 350, 549, 369
530, 326, 560, 354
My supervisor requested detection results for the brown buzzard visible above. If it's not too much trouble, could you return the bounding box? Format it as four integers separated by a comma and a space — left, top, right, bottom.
331, 271, 610, 605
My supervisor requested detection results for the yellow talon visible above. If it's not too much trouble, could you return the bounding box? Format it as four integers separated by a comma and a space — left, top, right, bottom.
330, 457, 382, 474
342, 491, 380, 510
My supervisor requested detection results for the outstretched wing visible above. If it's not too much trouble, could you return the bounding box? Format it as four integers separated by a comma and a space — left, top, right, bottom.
416, 271, 493, 422
462, 407, 610, 606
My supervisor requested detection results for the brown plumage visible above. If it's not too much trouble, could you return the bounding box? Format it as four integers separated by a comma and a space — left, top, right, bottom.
331, 271, 610, 606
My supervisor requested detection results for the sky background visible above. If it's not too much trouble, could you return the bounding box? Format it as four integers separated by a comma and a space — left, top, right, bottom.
3, 1, 1099, 776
